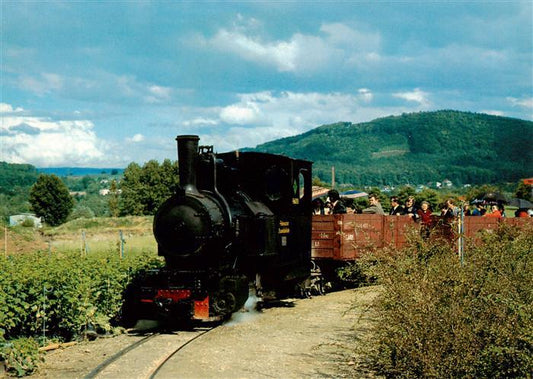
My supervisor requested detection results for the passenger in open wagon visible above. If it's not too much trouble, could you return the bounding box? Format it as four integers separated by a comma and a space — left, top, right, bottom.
362, 193, 385, 215
326, 189, 347, 214
389, 196, 404, 215
417, 201, 433, 239
403, 196, 419, 220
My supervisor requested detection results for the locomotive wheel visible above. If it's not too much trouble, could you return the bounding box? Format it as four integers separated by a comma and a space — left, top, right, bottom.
211, 291, 237, 317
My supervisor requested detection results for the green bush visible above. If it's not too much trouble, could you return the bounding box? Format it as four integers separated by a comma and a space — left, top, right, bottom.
0, 338, 43, 377
361, 224, 533, 378
20, 219, 34, 228
0, 250, 163, 342
337, 261, 375, 287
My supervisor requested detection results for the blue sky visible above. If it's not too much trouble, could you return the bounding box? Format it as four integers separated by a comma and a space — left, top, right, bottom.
2, 1, 532, 167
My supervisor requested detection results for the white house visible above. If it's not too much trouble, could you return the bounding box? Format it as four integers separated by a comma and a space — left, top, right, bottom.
9, 213, 43, 228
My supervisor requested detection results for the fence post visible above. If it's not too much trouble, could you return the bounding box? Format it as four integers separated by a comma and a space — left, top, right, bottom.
119, 230, 125, 259
458, 204, 464, 265
81, 230, 90, 256
4, 226, 7, 258
42, 284, 47, 344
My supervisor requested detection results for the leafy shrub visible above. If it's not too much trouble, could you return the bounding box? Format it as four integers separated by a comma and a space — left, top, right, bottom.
337, 261, 375, 287
68, 205, 96, 220
20, 219, 34, 228
0, 250, 163, 342
0, 338, 43, 377
361, 224, 533, 378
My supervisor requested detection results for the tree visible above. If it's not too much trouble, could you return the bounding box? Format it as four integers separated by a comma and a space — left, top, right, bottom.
514, 181, 532, 201
29, 174, 74, 226
119, 160, 179, 216
140, 160, 165, 214
68, 205, 95, 220
108, 180, 119, 217
119, 163, 144, 216
396, 186, 416, 204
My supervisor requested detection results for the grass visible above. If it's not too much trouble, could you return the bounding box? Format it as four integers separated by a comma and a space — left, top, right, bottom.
3, 216, 157, 256
50, 232, 157, 256
46, 216, 156, 256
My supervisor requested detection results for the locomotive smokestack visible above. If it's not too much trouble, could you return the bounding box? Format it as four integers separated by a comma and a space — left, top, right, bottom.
176, 135, 200, 194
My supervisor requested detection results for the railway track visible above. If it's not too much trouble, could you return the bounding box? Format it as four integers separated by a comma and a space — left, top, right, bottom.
83, 328, 214, 379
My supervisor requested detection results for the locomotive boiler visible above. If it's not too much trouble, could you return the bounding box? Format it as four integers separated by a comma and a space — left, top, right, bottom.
128, 135, 313, 325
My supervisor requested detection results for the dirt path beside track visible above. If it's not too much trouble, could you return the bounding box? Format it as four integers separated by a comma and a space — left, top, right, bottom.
34, 287, 381, 379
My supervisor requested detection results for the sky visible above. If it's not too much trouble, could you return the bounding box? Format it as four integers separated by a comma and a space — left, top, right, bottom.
1, 1, 532, 168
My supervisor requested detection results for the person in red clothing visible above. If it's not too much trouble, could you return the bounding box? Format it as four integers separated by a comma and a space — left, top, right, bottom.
484, 204, 502, 219
417, 201, 433, 239
515, 208, 529, 218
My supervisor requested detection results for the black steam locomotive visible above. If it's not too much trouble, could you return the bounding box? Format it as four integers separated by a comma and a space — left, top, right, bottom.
128, 135, 313, 324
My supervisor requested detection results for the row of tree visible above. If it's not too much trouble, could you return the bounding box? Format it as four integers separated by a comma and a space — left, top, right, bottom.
27, 160, 178, 226
29, 170, 532, 228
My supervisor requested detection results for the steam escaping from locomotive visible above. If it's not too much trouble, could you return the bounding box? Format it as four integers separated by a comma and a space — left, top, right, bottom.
125, 135, 313, 326
225, 285, 263, 327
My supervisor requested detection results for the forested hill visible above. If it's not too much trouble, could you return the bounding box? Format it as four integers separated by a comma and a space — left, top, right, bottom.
250, 110, 533, 186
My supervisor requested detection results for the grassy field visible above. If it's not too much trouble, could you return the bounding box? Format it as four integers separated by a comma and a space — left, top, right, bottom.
2, 216, 157, 256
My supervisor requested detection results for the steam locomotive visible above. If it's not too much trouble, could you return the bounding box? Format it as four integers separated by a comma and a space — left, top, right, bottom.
126, 135, 313, 325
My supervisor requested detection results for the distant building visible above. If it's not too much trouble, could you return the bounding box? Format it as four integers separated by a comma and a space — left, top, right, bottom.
69, 191, 87, 197
312, 186, 330, 199
99, 188, 121, 196
9, 213, 43, 228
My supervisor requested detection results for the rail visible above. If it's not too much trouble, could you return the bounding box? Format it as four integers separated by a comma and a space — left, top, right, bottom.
83, 327, 214, 379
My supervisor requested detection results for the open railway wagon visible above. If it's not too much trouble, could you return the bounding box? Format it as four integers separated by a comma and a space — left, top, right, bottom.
311, 213, 532, 287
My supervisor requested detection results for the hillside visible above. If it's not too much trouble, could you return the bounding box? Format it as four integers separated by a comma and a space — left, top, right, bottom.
0, 162, 39, 195
37, 167, 124, 176
250, 110, 533, 186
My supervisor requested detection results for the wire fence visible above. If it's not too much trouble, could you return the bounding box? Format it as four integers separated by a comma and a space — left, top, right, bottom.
2, 227, 156, 258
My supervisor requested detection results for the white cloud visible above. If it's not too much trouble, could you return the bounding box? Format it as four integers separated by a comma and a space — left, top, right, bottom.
357, 88, 373, 103
507, 97, 533, 109
145, 85, 172, 103
210, 29, 298, 72
320, 22, 381, 51
393, 88, 431, 107
182, 117, 218, 127
129, 134, 145, 142
1, 104, 109, 167
0, 103, 23, 113
19, 73, 64, 95
482, 110, 505, 116
220, 103, 261, 124
14, 72, 174, 105
178, 89, 423, 152
204, 20, 381, 73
